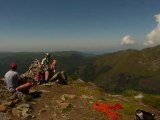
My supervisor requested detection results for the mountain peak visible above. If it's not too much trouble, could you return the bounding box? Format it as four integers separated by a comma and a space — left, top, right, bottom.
0, 79, 159, 120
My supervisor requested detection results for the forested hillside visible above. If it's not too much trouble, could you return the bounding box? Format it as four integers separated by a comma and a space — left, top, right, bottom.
1, 46, 160, 94
79, 45, 160, 94
0, 51, 89, 77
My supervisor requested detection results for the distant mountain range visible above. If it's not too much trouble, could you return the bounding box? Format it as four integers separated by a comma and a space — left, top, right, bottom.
78, 45, 160, 94
1, 46, 160, 94
0, 51, 91, 76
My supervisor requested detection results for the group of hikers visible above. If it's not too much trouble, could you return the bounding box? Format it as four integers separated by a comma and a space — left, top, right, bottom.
4, 52, 67, 95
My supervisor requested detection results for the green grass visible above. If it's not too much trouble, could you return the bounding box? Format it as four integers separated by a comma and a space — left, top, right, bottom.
142, 94, 160, 110
120, 102, 139, 115
122, 90, 140, 97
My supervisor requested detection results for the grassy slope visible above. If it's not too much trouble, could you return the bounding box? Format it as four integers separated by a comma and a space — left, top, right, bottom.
80, 46, 160, 93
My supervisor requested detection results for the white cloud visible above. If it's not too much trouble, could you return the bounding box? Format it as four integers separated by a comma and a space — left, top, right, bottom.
145, 14, 160, 45
121, 35, 135, 45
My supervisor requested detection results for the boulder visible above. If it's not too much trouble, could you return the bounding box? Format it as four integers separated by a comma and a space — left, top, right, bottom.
134, 93, 144, 99
0, 104, 7, 112
61, 94, 76, 101
0, 112, 11, 120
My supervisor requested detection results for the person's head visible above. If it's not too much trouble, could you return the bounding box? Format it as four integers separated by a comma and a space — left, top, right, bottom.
45, 52, 50, 59
52, 59, 56, 64
9, 63, 17, 70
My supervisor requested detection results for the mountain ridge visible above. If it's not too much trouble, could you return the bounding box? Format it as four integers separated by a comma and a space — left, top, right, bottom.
1, 45, 160, 93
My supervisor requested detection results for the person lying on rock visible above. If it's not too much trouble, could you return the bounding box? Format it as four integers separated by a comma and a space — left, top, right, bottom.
4, 63, 33, 94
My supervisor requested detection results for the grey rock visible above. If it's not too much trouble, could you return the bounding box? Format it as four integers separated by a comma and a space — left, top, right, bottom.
12, 103, 32, 119
81, 95, 94, 100
12, 108, 21, 116
61, 94, 76, 101
0, 112, 11, 120
10, 91, 26, 101
0, 104, 7, 112
134, 93, 144, 99
3, 101, 13, 106
76, 78, 85, 83
16, 103, 31, 110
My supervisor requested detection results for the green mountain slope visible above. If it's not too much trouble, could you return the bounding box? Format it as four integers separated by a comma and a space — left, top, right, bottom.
79, 46, 160, 94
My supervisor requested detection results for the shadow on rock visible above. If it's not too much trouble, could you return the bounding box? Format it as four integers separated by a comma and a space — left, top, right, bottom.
30, 91, 42, 99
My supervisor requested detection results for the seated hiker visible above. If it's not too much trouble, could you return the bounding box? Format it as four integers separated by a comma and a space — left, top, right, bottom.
35, 67, 45, 85
50, 59, 67, 84
50, 59, 57, 74
41, 52, 51, 83
47, 58, 67, 84
4, 63, 32, 94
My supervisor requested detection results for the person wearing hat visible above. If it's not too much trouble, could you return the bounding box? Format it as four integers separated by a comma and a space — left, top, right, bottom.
4, 63, 32, 94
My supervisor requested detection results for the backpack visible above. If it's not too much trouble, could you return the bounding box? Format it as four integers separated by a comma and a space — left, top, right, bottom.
134, 109, 155, 120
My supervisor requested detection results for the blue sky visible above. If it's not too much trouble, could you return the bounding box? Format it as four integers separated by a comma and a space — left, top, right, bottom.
0, 0, 160, 53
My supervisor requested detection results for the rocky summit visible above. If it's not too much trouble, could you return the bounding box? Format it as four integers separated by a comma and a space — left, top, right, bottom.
0, 79, 160, 120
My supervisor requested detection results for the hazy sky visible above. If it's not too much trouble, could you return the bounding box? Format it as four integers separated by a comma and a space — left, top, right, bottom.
0, 0, 160, 53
